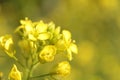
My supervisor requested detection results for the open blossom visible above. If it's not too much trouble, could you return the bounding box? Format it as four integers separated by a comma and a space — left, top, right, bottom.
15, 18, 51, 41
56, 30, 78, 61
8, 64, 21, 80
39, 45, 56, 63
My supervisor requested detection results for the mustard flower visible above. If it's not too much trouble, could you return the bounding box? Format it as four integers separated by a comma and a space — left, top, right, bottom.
56, 30, 78, 61
39, 45, 56, 63
8, 64, 21, 80
15, 18, 51, 41
48, 22, 61, 40
55, 61, 71, 77
0, 35, 16, 59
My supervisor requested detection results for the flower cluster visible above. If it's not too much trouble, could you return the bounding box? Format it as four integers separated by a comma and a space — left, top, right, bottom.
0, 18, 78, 80
15, 18, 78, 62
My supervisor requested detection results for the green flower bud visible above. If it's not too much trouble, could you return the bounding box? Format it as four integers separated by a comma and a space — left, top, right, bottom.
39, 45, 56, 63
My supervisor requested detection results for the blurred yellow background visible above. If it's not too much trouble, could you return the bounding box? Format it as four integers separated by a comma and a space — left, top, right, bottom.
0, 0, 120, 80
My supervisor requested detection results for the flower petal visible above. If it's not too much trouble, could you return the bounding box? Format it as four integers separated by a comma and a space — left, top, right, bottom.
37, 32, 51, 40
36, 21, 48, 33
69, 43, 78, 54
67, 48, 72, 61
48, 22, 55, 32
62, 30, 71, 43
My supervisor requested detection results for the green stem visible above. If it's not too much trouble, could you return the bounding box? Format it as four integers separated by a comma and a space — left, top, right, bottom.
16, 60, 25, 68
12, 56, 25, 68
26, 55, 39, 80
30, 73, 57, 79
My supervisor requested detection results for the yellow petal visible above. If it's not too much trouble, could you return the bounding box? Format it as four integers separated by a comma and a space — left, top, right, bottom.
28, 34, 37, 41
24, 25, 33, 33
0, 35, 16, 59
55, 26, 61, 35
69, 43, 78, 54
37, 33, 51, 40
67, 48, 72, 61
62, 30, 71, 42
36, 21, 48, 33
48, 22, 55, 32
5, 38, 13, 50
20, 17, 31, 25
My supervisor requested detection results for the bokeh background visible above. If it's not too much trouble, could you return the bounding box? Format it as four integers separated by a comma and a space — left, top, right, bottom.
0, 0, 120, 80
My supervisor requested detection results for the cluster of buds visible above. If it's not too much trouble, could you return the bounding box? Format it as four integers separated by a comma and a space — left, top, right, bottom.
0, 18, 78, 80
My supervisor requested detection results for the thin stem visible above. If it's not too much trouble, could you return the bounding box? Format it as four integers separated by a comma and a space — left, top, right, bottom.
26, 53, 39, 80
30, 73, 57, 79
12, 56, 25, 68
16, 60, 25, 68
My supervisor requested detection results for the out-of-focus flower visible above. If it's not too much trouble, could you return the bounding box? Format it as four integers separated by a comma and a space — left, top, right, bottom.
0, 35, 16, 59
18, 39, 37, 57
47, 22, 61, 44
0, 72, 3, 79
39, 45, 56, 63
56, 30, 78, 61
55, 61, 71, 77
8, 64, 21, 80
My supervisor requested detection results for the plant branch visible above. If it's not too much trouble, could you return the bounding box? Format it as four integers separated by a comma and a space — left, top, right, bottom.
30, 73, 57, 79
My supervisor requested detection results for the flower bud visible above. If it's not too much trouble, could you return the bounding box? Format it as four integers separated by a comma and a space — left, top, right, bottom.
8, 64, 21, 80
39, 45, 56, 63
0, 35, 16, 58
55, 61, 71, 77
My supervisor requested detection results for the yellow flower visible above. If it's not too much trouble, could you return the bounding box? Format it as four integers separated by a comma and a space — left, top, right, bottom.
62, 30, 71, 43
36, 21, 48, 33
0, 35, 16, 59
39, 45, 56, 63
0, 72, 3, 79
67, 42, 78, 61
15, 18, 51, 41
8, 64, 21, 80
56, 30, 78, 61
48, 22, 61, 43
55, 61, 71, 77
